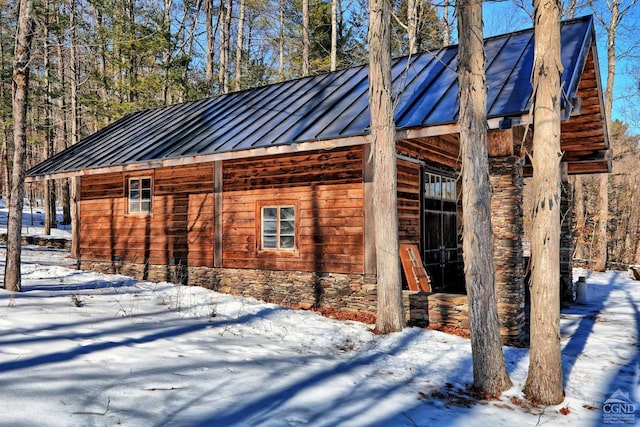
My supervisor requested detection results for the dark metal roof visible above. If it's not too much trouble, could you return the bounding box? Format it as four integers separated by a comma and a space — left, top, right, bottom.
28, 15, 596, 178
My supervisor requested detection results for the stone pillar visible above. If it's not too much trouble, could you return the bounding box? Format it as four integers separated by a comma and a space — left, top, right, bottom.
560, 177, 575, 302
489, 157, 526, 346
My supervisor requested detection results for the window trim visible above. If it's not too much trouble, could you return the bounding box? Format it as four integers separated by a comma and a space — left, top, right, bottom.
256, 201, 298, 254
126, 175, 153, 215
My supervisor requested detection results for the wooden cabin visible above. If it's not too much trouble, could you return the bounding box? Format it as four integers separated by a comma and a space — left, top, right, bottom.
27, 16, 610, 345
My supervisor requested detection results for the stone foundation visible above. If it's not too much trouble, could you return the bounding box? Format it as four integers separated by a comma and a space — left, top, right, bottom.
78, 260, 431, 325
78, 258, 525, 344
427, 293, 469, 332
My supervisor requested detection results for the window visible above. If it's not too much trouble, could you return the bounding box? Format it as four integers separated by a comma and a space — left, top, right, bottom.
128, 177, 152, 214
261, 205, 295, 250
425, 172, 456, 202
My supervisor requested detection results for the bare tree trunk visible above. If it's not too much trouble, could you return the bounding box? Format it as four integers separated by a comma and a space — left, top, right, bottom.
43, 5, 56, 235
69, 0, 78, 147
218, 0, 231, 93
572, 175, 585, 260
456, 0, 512, 397
59, 0, 78, 227
0, 10, 9, 200
278, 0, 285, 80
205, 0, 215, 95
161, 0, 173, 104
330, 0, 337, 71
524, 0, 564, 405
302, 0, 309, 76
369, 0, 404, 334
234, 0, 245, 91
407, 0, 418, 54
593, 173, 608, 270
442, 0, 451, 46
5, 0, 35, 292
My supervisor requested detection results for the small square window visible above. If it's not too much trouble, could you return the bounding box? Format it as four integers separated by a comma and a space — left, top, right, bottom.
128, 177, 152, 214
261, 205, 296, 250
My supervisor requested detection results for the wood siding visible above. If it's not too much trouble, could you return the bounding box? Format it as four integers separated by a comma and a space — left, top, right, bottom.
79, 164, 214, 267
397, 158, 421, 244
79, 147, 365, 274
222, 147, 364, 273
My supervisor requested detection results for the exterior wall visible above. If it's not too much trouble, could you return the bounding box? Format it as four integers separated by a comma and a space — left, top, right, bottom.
78, 147, 365, 275
78, 164, 214, 270
76, 143, 527, 343
221, 147, 365, 274
396, 158, 421, 244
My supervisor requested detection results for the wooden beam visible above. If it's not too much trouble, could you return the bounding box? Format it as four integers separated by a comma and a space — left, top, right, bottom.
71, 177, 81, 259
363, 144, 376, 275
213, 161, 223, 268
487, 129, 514, 157
26, 134, 372, 182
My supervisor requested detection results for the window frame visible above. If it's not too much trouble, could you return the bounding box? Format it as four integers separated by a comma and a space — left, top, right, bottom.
256, 201, 298, 254
126, 175, 153, 215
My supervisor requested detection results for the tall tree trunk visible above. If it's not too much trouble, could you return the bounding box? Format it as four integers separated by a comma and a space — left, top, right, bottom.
442, 0, 451, 46
594, 173, 608, 270
0, 9, 9, 200
278, 0, 284, 79
55, 9, 70, 226
43, 4, 56, 235
330, 0, 337, 70
60, 0, 78, 227
369, 0, 404, 334
524, 0, 564, 405
592, 0, 623, 271
407, 0, 418, 54
572, 175, 585, 260
5, 0, 35, 292
205, 0, 215, 95
161, 0, 172, 104
302, 0, 309, 76
456, 0, 512, 397
218, 0, 231, 93
234, 0, 245, 91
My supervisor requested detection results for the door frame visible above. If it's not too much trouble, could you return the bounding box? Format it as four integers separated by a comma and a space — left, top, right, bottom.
420, 166, 461, 292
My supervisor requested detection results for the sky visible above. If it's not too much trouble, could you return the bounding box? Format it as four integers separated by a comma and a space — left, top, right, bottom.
0, 202, 639, 426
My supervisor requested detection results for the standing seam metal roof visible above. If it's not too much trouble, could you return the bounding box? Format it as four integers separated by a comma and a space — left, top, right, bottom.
27, 15, 595, 178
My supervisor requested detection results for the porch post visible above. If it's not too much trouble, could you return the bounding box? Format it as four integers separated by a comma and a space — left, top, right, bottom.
70, 176, 81, 259
489, 156, 526, 346
363, 143, 377, 276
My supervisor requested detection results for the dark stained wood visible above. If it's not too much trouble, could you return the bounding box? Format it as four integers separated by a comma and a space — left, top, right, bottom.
396, 159, 421, 244
362, 144, 377, 274
214, 161, 223, 267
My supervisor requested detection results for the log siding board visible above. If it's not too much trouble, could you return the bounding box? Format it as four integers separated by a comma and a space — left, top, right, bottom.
79, 164, 215, 269
397, 158, 421, 244
220, 147, 365, 273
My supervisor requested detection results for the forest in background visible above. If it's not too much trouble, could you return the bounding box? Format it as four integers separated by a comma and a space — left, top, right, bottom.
1, 0, 639, 267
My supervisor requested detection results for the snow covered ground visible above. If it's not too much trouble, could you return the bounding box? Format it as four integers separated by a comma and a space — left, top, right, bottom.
0, 206, 639, 426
